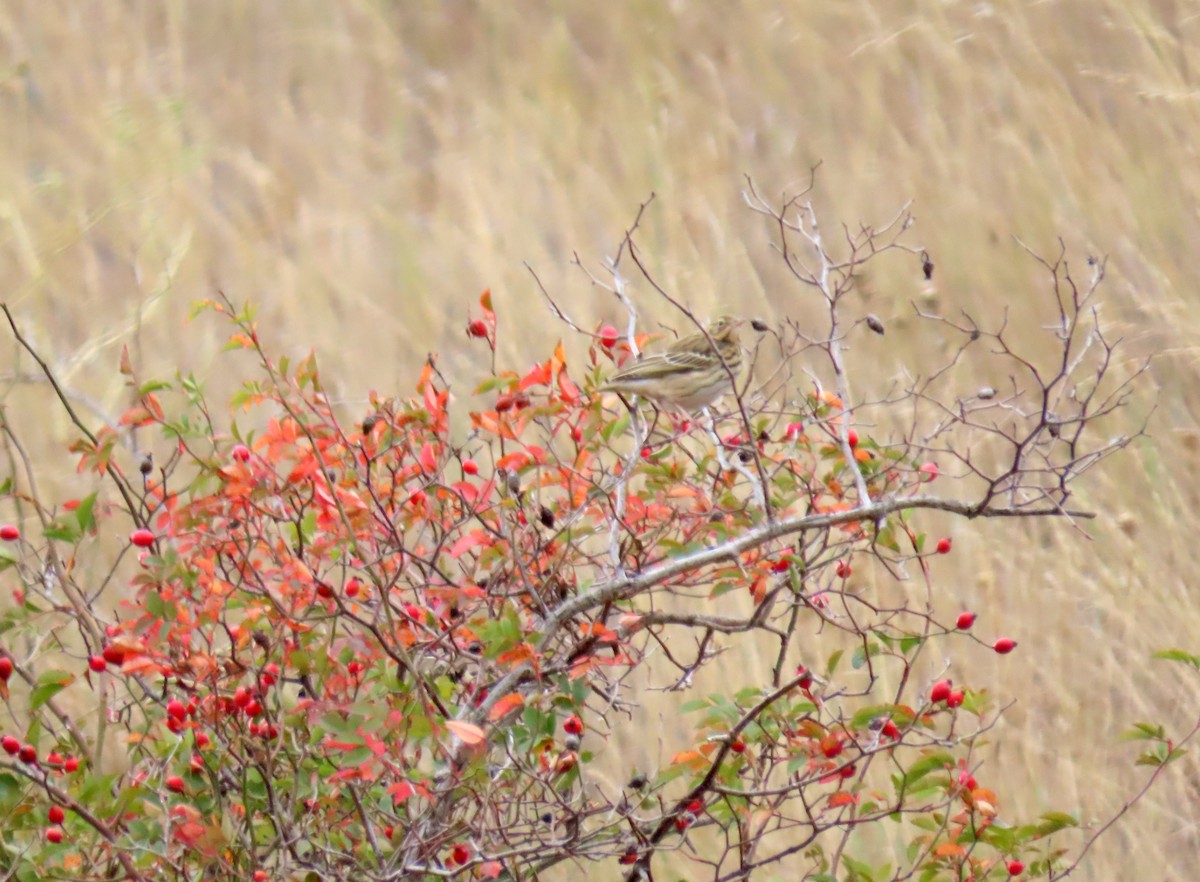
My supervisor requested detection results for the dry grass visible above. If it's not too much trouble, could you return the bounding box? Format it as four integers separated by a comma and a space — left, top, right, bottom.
2, 1, 1199, 876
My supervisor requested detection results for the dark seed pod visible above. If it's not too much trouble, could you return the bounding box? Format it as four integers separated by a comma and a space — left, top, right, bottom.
865, 315, 885, 335
628, 773, 647, 789
539, 506, 555, 529
139, 454, 153, 476
750, 318, 769, 332
362, 414, 381, 435
922, 252, 934, 280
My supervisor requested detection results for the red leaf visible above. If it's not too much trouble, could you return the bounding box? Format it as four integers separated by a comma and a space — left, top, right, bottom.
388, 781, 415, 805
419, 442, 438, 474
488, 693, 525, 722
449, 530, 491, 559
519, 361, 553, 391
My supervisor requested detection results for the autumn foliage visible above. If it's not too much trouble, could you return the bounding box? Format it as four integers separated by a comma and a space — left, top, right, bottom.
0, 192, 1190, 882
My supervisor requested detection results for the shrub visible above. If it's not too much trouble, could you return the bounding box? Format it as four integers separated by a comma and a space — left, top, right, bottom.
0, 184, 1188, 881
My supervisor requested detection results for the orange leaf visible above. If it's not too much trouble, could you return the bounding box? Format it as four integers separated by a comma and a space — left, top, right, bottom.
828, 791, 858, 807
669, 750, 707, 768
446, 720, 487, 745
934, 843, 966, 858
487, 693, 525, 722
480, 861, 503, 879
519, 361, 553, 390
496, 451, 530, 472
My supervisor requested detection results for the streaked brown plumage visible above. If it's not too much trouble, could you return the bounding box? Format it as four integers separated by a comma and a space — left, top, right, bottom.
598, 315, 744, 411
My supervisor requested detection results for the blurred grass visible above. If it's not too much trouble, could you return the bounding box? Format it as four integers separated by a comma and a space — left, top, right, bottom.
2, 0, 1199, 876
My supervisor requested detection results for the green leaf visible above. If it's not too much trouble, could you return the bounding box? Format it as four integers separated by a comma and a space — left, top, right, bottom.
1034, 811, 1080, 835
1120, 721, 1165, 741
1152, 648, 1200, 668
825, 649, 844, 677
74, 492, 98, 534
30, 669, 74, 711
897, 751, 955, 792
43, 522, 81, 543
841, 855, 876, 881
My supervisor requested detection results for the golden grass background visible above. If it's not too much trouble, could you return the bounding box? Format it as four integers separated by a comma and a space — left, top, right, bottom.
2, 1, 1199, 877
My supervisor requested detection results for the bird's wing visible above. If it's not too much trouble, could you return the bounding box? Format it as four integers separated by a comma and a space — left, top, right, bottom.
605, 350, 714, 384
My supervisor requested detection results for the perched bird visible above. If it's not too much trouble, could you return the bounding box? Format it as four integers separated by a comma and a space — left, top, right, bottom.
598, 315, 744, 411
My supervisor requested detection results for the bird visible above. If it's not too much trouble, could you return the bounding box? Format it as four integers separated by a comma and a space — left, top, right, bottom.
598, 315, 745, 412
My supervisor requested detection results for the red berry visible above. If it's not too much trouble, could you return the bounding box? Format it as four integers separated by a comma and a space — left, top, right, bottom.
619, 850, 638, 865
835, 560, 851, 579
930, 679, 952, 704
730, 739, 746, 754
640, 446, 651, 459
48, 805, 65, 824
167, 698, 187, 720
261, 663, 280, 687
231, 443, 251, 462
0, 735, 18, 755
796, 666, 813, 689
88, 655, 107, 673
820, 735, 843, 758
102, 644, 125, 665
846, 429, 859, 448
451, 844, 470, 865
993, 637, 1018, 655
384, 825, 395, 839
570, 425, 583, 443
253, 872, 268, 882
956, 611, 976, 630
958, 770, 977, 791
1007, 860, 1024, 876
404, 604, 423, 621
45, 826, 63, 843
64, 756, 79, 772
839, 762, 856, 778
0, 524, 19, 541
784, 421, 804, 440
244, 699, 262, 717
674, 813, 693, 832
18, 744, 36, 764
467, 319, 489, 338
166, 775, 185, 793
880, 720, 900, 740
936, 537, 952, 554
0, 657, 11, 681
462, 459, 479, 476
598, 325, 618, 348
947, 690, 965, 708
195, 732, 210, 749
130, 528, 155, 548
563, 715, 583, 736
46, 751, 62, 767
